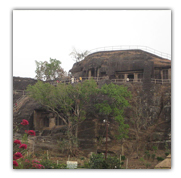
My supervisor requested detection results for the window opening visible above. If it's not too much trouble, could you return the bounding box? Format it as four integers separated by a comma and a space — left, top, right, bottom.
163, 70, 168, 79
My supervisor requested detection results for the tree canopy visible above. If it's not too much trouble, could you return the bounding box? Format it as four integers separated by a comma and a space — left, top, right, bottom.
35, 58, 65, 81
27, 79, 131, 155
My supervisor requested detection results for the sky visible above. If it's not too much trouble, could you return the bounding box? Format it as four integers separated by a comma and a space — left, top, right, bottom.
13, 10, 171, 78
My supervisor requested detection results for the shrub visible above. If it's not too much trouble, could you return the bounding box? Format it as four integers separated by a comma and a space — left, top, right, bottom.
165, 152, 169, 157
145, 163, 151, 168
139, 157, 145, 162
157, 157, 164, 162
40, 159, 66, 169
151, 154, 156, 161
89, 153, 121, 169
152, 146, 158, 153
121, 155, 126, 160
144, 150, 150, 160
13, 119, 43, 169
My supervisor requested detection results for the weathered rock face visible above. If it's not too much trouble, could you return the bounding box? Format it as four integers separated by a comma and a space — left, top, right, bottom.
13, 77, 37, 90
69, 50, 171, 81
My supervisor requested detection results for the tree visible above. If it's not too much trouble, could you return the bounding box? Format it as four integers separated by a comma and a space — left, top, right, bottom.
27, 79, 97, 155
27, 80, 131, 155
35, 58, 65, 81
93, 83, 131, 155
69, 47, 89, 63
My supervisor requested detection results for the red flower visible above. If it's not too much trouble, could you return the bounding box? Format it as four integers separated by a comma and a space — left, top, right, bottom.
21, 119, 29, 125
13, 160, 18, 167
14, 152, 23, 160
27, 130, 36, 136
19, 144, 27, 149
25, 159, 30, 163
35, 164, 44, 169
14, 139, 21, 145
32, 160, 40, 163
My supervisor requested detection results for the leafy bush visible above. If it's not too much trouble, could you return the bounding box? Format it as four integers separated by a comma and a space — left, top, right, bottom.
145, 163, 151, 168
152, 146, 158, 153
144, 150, 150, 160
121, 155, 126, 160
157, 157, 164, 162
151, 154, 156, 161
40, 159, 66, 169
139, 157, 145, 162
89, 153, 121, 169
165, 152, 169, 157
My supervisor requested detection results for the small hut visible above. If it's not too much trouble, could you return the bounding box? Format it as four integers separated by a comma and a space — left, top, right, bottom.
155, 154, 171, 169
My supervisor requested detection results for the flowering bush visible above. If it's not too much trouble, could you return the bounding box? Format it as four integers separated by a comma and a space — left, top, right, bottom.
13, 152, 23, 160
13, 160, 18, 167
19, 144, 27, 149
14, 139, 21, 145
21, 119, 29, 126
27, 130, 36, 136
13, 119, 43, 169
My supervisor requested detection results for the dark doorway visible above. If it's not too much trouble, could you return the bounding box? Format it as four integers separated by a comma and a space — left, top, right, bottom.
91, 68, 95, 77
128, 74, 134, 81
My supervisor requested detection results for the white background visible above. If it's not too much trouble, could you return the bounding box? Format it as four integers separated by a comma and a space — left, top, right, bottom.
0, 0, 180, 178
13, 10, 171, 78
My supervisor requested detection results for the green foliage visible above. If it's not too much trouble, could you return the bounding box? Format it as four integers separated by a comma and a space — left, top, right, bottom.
144, 150, 150, 160
145, 162, 151, 168
81, 161, 90, 168
94, 83, 131, 140
152, 146, 158, 153
89, 153, 121, 169
139, 157, 145, 162
27, 79, 131, 154
40, 159, 66, 169
165, 152, 170, 157
35, 58, 65, 81
157, 157, 164, 162
21, 133, 28, 144
151, 154, 156, 161
120, 161, 124, 165
121, 155, 126, 160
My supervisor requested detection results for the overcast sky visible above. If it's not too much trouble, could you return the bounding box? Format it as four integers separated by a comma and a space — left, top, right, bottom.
13, 10, 171, 78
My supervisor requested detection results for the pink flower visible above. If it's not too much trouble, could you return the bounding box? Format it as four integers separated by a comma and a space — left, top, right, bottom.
25, 159, 30, 163
21, 119, 29, 125
35, 164, 44, 169
14, 139, 21, 145
19, 144, 27, 149
27, 130, 36, 136
32, 160, 40, 163
14, 152, 23, 160
13, 160, 18, 167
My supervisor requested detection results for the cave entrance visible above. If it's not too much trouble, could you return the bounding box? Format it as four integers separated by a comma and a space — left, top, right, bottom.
128, 74, 134, 81
91, 68, 95, 77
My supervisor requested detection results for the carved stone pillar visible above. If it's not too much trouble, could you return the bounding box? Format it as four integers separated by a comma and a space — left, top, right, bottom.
168, 68, 171, 79
88, 70, 91, 78
124, 74, 128, 82
134, 73, 138, 82
49, 117, 56, 129
97, 68, 100, 78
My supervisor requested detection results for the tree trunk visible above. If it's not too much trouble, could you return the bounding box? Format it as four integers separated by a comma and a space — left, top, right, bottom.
121, 140, 124, 155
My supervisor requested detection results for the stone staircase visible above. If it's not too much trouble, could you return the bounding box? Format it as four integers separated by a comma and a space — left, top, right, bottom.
13, 95, 29, 113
